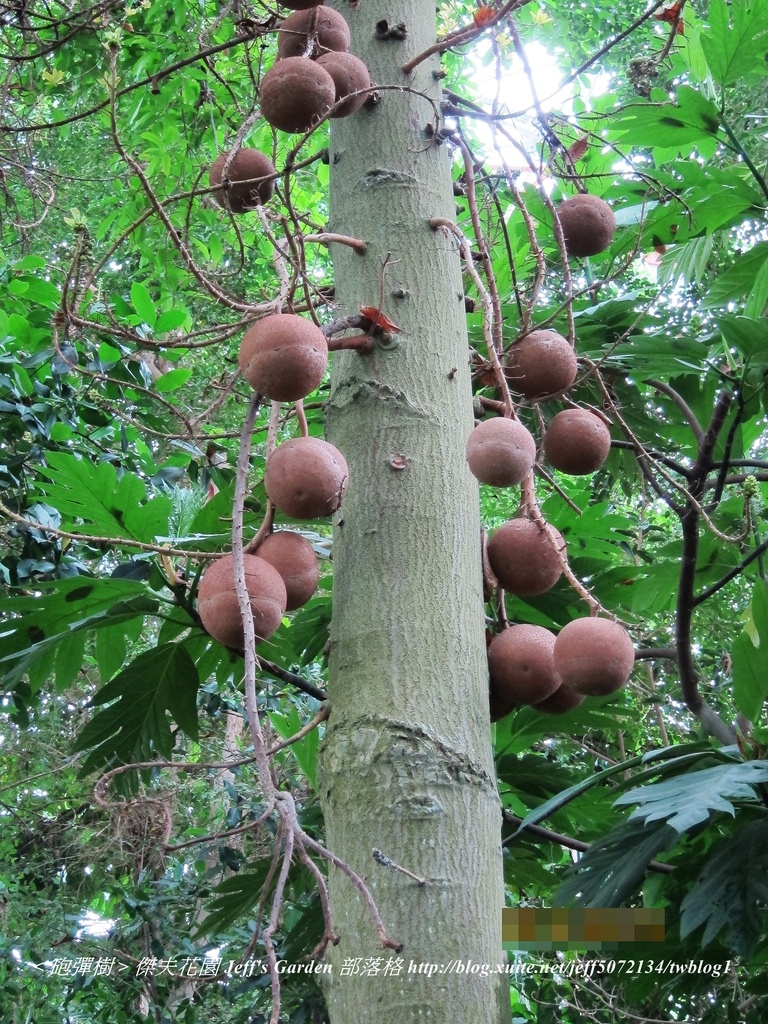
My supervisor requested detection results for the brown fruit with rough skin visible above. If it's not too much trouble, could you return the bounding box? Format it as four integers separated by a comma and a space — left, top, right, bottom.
544, 409, 612, 475
315, 52, 371, 117
487, 518, 566, 596
198, 554, 287, 649
554, 618, 635, 696
488, 624, 562, 706
534, 683, 585, 715
239, 314, 328, 402
489, 686, 517, 723
557, 194, 616, 258
465, 417, 536, 487
260, 58, 336, 134
277, 7, 351, 59
209, 149, 276, 212
265, 436, 349, 519
505, 330, 577, 399
257, 531, 320, 611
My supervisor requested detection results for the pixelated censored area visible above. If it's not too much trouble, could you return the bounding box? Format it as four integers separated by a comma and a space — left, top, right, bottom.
502, 908, 665, 950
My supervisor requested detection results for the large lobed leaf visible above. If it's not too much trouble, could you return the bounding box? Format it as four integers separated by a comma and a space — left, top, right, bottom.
553, 818, 678, 908
74, 642, 200, 777
511, 744, 721, 835
701, 0, 768, 88
679, 818, 768, 956
0, 575, 159, 692
614, 760, 768, 832
35, 450, 172, 543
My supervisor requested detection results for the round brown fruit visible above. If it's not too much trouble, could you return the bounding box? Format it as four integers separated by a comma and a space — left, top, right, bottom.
557, 194, 616, 258
487, 518, 566, 596
315, 52, 371, 118
277, 7, 351, 60
257, 531, 320, 611
544, 409, 611, 475
198, 553, 286, 649
489, 686, 517, 723
505, 330, 577, 399
208, 149, 276, 213
533, 683, 585, 715
465, 417, 536, 487
281, 0, 325, 9
553, 618, 635, 696
488, 624, 562, 706
260, 58, 336, 134
265, 436, 349, 520
239, 313, 328, 403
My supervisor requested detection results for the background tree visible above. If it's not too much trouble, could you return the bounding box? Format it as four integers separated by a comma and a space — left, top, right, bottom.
1, 1, 768, 1023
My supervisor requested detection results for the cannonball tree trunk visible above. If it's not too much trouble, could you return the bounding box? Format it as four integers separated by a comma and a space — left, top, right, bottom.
319, 2, 510, 1021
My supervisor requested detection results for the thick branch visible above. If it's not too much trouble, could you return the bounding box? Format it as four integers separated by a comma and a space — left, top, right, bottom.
675, 390, 738, 745
257, 657, 328, 702
304, 233, 367, 254
634, 648, 679, 662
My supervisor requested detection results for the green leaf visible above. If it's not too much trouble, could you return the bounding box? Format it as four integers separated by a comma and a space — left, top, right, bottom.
718, 314, 768, 362
498, 699, 635, 757
680, 818, 768, 956
75, 643, 200, 774
732, 580, 768, 722
197, 862, 272, 937
12, 365, 33, 397
703, 243, 768, 309
154, 368, 192, 393
54, 630, 87, 691
48, 422, 73, 441
701, 0, 768, 88
659, 235, 717, 291
554, 818, 678, 908
36, 451, 172, 542
0, 576, 157, 691
512, 744, 721, 836
745, 255, 768, 318
267, 597, 332, 667
513, 759, 641, 835
130, 281, 157, 327
13, 255, 46, 271
608, 86, 720, 154
155, 308, 188, 333
95, 615, 145, 682
269, 707, 320, 791
27, 645, 56, 696
8, 314, 30, 344
614, 760, 768, 832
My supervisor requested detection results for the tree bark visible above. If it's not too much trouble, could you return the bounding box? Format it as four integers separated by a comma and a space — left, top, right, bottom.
319, 2, 510, 1021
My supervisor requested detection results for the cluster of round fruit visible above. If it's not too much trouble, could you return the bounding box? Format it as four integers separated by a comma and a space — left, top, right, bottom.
197, 311, 348, 650
467, 194, 617, 489
239, 312, 348, 520
197, 531, 320, 650
488, 617, 635, 721
200, 0, 370, 651
260, 4, 372, 134
466, 192, 628, 720
207, 3, 370, 212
